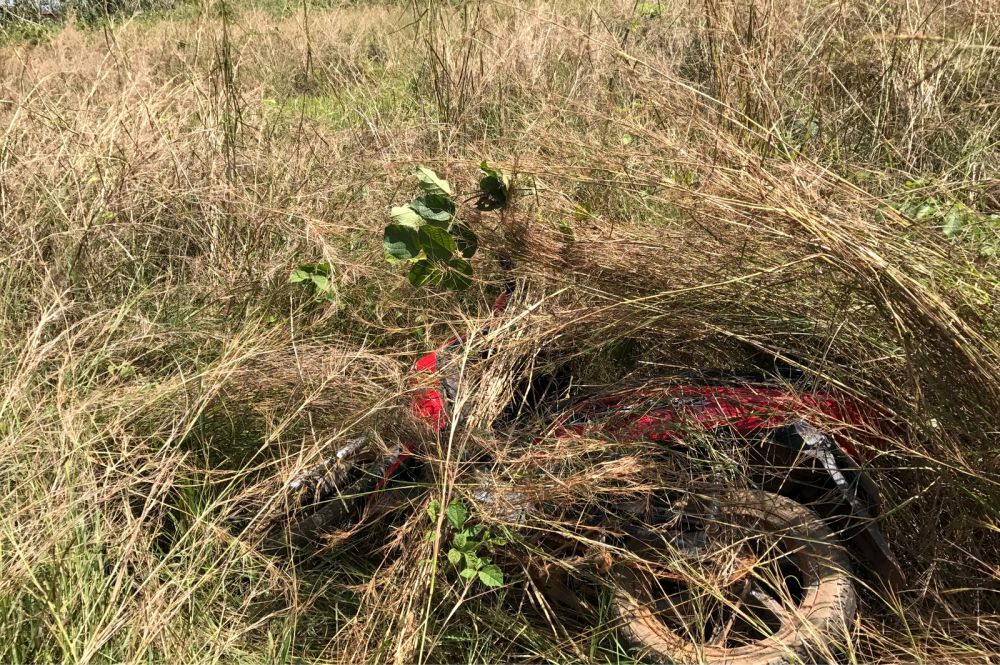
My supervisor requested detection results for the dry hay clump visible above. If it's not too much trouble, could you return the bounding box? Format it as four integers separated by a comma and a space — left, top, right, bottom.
0, 1, 998, 664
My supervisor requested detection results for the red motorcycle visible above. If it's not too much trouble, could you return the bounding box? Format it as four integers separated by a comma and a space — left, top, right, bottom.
269, 291, 903, 665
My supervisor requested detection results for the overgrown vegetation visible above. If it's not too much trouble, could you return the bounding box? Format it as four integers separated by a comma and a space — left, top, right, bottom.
0, 0, 997, 663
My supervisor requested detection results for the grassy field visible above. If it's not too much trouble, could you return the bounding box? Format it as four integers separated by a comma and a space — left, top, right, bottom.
1, 1, 998, 663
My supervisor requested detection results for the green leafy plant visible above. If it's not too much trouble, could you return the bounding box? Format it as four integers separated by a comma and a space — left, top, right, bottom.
898, 185, 999, 258
383, 166, 477, 290
636, 2, 665, 19
382, 162, 517, 290
475, 161, 510, 211
288, 261, 336, 301
428, 498, 505, 588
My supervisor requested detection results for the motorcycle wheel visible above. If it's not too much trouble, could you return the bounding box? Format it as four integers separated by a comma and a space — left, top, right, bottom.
613, 489, 857, 665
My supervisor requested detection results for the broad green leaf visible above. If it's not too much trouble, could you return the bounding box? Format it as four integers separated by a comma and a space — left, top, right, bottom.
459, 567, 478, 580
447, 548, 463, 566
464, 553, 483, 570
914, 201, 938, 220
942, 206, 969, 238
310, 274, 330, 292
408, 260, 441, 287
414, 166, 452, 196
445, 500, 467, 530
418, 224, 457, 262
479, 160, 510, 187
298, 262, 330, 274
476, 161, 509, 211
441, 257, 473, 291
384, 224, 420, 260
390, 205, 423, 228
409, 194, 455, 225
289, 262, 331, 283
427, 499, 441, 522
478, 565, 504, 587
452, 531, 468, 550
450, 223, 478, 258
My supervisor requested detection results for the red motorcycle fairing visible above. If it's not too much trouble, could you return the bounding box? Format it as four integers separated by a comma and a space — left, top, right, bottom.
405, 347, 903, 590
547, 384, 874, 460
410, 290, 512, 433
412, 351, 449, 431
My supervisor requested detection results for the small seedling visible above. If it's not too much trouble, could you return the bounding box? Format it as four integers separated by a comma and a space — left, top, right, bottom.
382, 162, 513, 291
428, 498, 505, 588
898, 187, 999, 258
288, 261, 336, 301
383, 166, 477, 290
475, 161, 510, 211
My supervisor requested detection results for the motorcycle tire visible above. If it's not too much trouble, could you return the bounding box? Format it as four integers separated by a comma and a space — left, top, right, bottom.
613, 489, 857, 665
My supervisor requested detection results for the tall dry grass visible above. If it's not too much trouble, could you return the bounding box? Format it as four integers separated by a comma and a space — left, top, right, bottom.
0, 0, 997, 663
